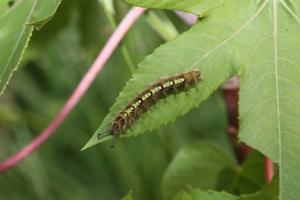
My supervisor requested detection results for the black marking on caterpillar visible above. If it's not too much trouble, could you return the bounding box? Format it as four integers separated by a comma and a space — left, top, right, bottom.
98, 70, 201, 146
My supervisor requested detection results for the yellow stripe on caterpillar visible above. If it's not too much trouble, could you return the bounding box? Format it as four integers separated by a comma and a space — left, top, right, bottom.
162, 81, 174, 88
142, 92, 152, 101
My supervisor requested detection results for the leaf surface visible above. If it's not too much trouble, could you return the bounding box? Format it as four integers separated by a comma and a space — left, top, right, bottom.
161, 142, 236, 199
0, 0, 61, 94
86, 1, 300, 199
121, 191, 134, 200
173, 181, 278, 200
237, 1, 300, 200
162, 142, 265, 199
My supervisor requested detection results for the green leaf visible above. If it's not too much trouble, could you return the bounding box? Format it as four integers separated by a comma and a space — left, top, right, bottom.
123, 0, 223, 16
27, 0, 61, 29
98, 0, 115, 15
0, 1, 11, 14
85, 0, 300, 199
240, 177, 279, 200
227, 151, 265, 195
0, 0, 61, 95
237, 1, 300, 200
161, 142, 266, 199
173, 177, 278, 200
83, 0, 243, 149
161, 142, 236, 200
173, 190, 238, 200
121, 191, 134, 200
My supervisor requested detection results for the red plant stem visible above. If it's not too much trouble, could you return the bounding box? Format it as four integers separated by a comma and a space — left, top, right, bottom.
222, 77, 274, 183
0, 7, 146, 173
222, 77, 252, 163
265, 157, 274, 183
175, 11, 197, 25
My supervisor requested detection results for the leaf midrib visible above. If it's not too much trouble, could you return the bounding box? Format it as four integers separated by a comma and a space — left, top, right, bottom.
272, 1, 282, 199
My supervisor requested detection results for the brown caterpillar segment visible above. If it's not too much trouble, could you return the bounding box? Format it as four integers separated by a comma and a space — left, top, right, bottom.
98, 70, 201, 141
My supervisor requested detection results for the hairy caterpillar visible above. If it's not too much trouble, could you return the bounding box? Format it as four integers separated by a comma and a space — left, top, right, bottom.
98, 70, 201, 145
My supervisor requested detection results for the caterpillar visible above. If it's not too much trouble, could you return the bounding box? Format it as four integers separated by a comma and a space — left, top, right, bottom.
98, 70, 201, 145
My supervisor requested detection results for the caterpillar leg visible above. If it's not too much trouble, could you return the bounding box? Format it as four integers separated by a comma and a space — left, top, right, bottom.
110, 135, 117, 148
97, 131, 111, 140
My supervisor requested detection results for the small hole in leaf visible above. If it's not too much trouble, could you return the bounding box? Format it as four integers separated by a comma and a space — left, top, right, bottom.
8, 0, 15, 7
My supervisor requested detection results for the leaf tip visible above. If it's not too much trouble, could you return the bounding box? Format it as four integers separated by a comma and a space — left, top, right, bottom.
81, 137, 97, 151
80, 143, 91, 151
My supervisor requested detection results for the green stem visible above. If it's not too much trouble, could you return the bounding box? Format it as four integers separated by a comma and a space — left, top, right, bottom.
145, 10, 179, 41
105, 9, 135, 73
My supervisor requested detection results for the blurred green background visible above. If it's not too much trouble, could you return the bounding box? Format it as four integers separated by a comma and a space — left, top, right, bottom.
0, 0, 237, 199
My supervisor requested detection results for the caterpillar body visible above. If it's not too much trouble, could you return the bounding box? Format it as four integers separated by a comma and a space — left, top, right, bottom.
97, 70, 201, 143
